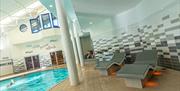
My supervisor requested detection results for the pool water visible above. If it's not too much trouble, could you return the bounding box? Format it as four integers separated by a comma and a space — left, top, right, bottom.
0, 68, 68, 91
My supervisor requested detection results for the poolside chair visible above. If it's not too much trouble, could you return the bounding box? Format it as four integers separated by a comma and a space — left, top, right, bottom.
96, 50, 125, 76
111, 51, 126, 65
117, 50, 158, 88
134, 50, 157, 66
95, 61, 112, 75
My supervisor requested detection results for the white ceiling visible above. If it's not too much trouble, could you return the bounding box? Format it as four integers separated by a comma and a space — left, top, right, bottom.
0, 0, 37, 20
73, 0, 142, 29
0, 0, 45, 31
76, 13, 110, 29
72, 0, 142, 16
0, 0, 142, 30
40, 0, 142, 29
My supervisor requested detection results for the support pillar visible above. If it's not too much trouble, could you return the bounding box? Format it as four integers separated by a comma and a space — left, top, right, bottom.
70, 29, 80, 65
55, 0, 79, 86
73, 21, 85, 67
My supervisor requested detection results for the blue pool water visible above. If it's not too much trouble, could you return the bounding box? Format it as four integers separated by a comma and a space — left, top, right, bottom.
0, 68, 68, 91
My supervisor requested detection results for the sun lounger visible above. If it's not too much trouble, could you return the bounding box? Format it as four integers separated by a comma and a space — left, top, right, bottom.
117, 50, 157, 88
96, 50, 125, 76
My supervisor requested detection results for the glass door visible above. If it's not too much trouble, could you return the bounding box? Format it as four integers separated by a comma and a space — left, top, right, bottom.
32, 55, 40, 69
25, 57, 33, 70
50, 52, 57, 65
56, 51, 64, 65
50, 51, 64, 66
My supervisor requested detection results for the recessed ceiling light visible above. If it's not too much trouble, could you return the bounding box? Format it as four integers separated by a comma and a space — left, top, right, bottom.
49, 5, 53, 8
89, 22, 93, 25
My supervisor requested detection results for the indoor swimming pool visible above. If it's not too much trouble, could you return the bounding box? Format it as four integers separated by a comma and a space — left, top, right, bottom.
0, 68, 68, 91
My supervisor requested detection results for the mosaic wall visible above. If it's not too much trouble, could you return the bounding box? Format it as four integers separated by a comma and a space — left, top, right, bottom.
13, 59, 26, 72
39, 54, 52, 67
13, 54, 52, 73
93, 14, 180, 71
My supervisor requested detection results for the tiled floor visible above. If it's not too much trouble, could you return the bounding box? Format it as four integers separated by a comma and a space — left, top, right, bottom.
50, 62, 180, 91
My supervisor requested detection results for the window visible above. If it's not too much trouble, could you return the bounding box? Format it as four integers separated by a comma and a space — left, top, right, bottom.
30, 16, 41, 33
41, 13, 52, 29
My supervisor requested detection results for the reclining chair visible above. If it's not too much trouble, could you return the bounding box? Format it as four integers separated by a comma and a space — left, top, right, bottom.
96, 50, 125, 76
117, 50, 157, 88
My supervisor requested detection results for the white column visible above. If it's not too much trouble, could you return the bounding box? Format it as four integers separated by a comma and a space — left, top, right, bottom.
73, 21, 84, 67
70, 29, 80, 65
55, 0, 79, 86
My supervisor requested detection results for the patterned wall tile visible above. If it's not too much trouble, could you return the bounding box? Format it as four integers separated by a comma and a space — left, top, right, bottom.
93, 13, 180, 71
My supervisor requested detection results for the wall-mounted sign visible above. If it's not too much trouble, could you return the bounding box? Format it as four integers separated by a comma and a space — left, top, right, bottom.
39, 43, 56, 50
2, 57, 9, 59
50, 39, 58, 42
32, 45, 40, 48
26, 45, 32, 48
30, 16, 41, 33
46, 45, 56, 50
40, 44, 49, 49
19, 24, 28, 32
0, 62, 13, 67
25, 50, 33, 54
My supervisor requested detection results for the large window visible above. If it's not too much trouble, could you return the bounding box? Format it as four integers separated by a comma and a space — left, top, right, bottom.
41, 13, 52, 29
51, 13, 59, 28
30, 16, 41, 33
29, 13, 59, 34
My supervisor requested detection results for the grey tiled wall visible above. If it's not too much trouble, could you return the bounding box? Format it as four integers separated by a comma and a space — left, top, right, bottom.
93, 14, 180, 71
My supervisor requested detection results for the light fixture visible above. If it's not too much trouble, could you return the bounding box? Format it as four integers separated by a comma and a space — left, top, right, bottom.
49, 5, 53, 8
89, 22, 93, 25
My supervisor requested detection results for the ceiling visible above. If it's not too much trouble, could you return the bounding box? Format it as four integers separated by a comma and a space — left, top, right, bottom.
72, 0, 142, 16
0, 0, 45, 31
0, 0, 142, 30
75, 0, 142, 29
0, 0, 37, 20
76, 13, 110, 29
40, 0, 142, 29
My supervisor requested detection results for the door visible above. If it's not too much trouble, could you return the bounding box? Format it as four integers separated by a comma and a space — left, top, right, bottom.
56, 51, 64, 65
25, 57, 33, 70
32, 55, 40, 69
50, 52, 57, 65
80, 35, 94, 59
